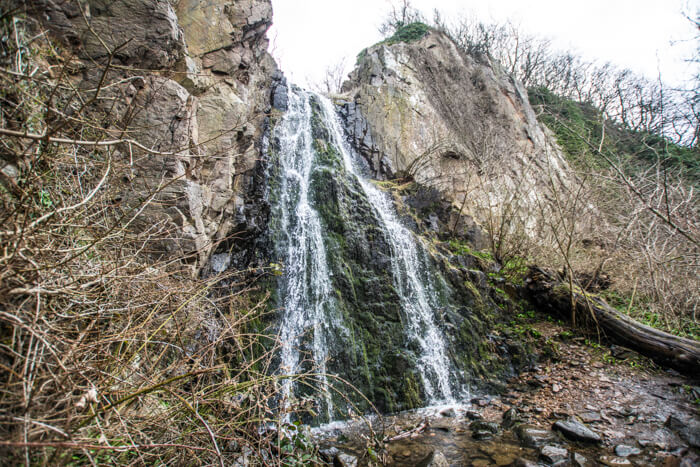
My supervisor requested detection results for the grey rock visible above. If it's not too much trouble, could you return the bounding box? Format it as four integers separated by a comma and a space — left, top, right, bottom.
202, 48, 242, 74
334, 452, 358, 467
319, 447, 339, 462
573, 452, 588, 466
578, 411, 602, 423
614, 445, 641, 457
553, 418, 602, 443
342, 29, 572, 242
539, 445, 568, 464
439, 407, 455, 417
472, 430, 495, 440
33, 0, 185, 69
210, 253, 231, 273
271, 71, 289, 111
21, 0, 278, 271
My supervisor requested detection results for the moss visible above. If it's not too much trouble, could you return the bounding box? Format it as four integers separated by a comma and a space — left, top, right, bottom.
356, 23, 430, 65
529, 86, 700, 186
385, 22, 430, 45
462, 280, 483, 305
402, 373, 422, 409
448, 239, 493, 261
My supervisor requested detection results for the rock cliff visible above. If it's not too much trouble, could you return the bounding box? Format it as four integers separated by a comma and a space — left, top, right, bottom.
340, 29, 571, 241
24, 0, 277, 269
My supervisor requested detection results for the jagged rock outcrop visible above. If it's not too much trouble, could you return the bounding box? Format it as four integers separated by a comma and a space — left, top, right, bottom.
22, 0, 277, 269
340, 29, 571, 240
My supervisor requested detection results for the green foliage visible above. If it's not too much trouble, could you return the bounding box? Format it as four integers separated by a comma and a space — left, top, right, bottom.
447, 239, 493, 261
558, 330, 574, 340
356, 22, 430, 64
529, 86, 593, 164
529, 86, 700, 185
601, 289, 699, 341
516, 310, 536, 321
385, 22, 430, 45
499, 257, 529, 284
278, 422, 321, 466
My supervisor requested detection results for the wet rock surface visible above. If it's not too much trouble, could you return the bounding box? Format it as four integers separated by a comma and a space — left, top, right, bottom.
314, 321, 699, 466
552, 418, 601, 443
539, 445, 568, 464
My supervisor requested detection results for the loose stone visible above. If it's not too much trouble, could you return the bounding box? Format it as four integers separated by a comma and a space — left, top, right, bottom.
539, 445, 568, 464
553, 418, 602, 443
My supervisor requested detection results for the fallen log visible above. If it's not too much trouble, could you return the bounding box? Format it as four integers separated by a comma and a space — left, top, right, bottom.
524, 267, 700, 376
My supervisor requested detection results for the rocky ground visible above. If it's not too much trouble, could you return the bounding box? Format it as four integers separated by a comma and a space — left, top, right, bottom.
314, 321, 700, 466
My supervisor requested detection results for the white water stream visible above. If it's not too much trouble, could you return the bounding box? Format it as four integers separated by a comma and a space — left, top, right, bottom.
272, 87, 455, 417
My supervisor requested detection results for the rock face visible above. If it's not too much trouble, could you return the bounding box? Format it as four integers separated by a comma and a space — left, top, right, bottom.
23, 0, 277, 269
340, 29, 570, 239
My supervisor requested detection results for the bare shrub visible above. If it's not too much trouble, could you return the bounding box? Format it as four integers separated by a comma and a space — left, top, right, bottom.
0, 10, 341, 465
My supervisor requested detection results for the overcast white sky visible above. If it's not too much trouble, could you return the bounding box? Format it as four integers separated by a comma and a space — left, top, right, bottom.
269, 0, 699, 89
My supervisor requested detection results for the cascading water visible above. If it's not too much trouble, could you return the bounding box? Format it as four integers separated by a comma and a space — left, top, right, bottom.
271, 88, 340, 419
317, 97, 454, 403
269, 85, 456, 419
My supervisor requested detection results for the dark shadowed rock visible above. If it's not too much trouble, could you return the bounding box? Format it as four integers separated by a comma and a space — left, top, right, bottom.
465, 409, 482, 420
501, 407, 523, 429
469, 420, 500, 434
271, 70, 289, 111
319, 447, 340, 462
666, 414, 700, 448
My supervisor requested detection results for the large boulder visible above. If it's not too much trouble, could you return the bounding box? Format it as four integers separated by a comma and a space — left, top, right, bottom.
21, 0, 278, 269
340, 28, 571, 240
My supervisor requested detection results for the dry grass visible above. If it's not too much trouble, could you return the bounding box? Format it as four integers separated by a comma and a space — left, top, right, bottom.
0, 10, 330, 466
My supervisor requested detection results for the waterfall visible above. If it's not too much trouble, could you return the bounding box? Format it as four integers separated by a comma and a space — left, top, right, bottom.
270, 86, 455, 419
317, 96, 454, 404
272, 88, 338, 419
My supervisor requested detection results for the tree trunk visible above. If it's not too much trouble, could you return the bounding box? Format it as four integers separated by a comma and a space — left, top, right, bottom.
524, 267, 700, 376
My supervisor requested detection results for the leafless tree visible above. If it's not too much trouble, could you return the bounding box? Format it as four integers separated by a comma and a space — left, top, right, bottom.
311, 57, 348, 95
379, 0, 425, 36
